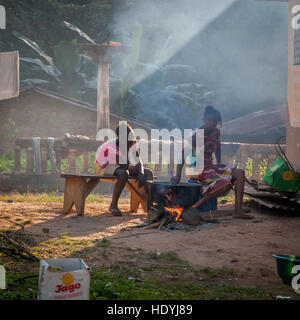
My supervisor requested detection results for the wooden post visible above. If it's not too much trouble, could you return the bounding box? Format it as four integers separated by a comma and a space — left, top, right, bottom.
252, 154, 262, 180
76, 44, 129, 134
13, 146, 21, 173
237, 144, 247, 170
97, 63, 110, 131
26, 147, 34, 174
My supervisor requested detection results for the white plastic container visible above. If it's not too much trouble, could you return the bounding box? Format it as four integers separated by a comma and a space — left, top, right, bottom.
38, 258, 90, 300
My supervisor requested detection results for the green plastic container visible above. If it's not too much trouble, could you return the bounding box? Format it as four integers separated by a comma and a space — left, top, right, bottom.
263, 157, 300, 193
272, 254, 300, 285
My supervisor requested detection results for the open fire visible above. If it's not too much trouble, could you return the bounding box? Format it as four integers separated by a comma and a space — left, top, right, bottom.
145, 181, 215, 230
161, 188, 184, 222
164, 207, 184, 222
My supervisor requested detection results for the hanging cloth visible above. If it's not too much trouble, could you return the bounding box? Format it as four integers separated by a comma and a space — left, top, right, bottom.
0, 51, 20, 100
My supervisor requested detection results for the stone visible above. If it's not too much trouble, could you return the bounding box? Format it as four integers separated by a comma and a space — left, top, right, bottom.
182, 207, 203, 226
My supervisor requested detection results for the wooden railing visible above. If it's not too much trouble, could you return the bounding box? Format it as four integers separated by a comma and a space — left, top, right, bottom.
12, 138, 283, 181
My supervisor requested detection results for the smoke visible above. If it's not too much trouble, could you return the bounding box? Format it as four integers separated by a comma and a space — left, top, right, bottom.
112, 0, 236, 80
110, 0, 288, 130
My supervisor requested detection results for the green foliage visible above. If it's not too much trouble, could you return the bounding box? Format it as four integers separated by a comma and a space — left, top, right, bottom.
1, 1, 114, 99
49, 153, 96, 173
76, 155, 83, 172
146, 162, 155, 171
260, 158, 269, 178
14, 30, 88, 98
0, 234, 298, 300
53, 39, 80, 74
89, 152, 96, 173
0, 265, 285, 300
0, 150, 14, 173
0, 272, 38, 300
3, 110, 19, 141
58, 231, 70, 239
61, 159, 69, 172
1, 1, 113, 55
20, 150, 27, 172
245, 158, 253, 177
0, 150, 26, 173
0, 192, 105, 203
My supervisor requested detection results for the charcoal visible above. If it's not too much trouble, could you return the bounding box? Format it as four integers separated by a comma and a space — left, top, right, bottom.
161, 221, 214, 232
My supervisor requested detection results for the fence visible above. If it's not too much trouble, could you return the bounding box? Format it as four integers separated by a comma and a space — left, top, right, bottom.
11, 138, 282, 181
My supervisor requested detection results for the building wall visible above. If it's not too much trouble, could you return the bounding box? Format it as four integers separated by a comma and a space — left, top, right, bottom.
287, 0, 300, 169
0, 90, 151, 152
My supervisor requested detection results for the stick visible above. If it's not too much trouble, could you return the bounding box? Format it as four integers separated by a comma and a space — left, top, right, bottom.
158, 217, 168, 230
0, 231, 39, 261
149, 265, 189, 270
143, 221, 161, 229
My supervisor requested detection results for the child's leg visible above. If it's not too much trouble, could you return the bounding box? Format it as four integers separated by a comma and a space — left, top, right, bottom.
192, 184, 231, 208
109, 168, 129, 214
128, 165, 154, 181
231, 168, 253, 219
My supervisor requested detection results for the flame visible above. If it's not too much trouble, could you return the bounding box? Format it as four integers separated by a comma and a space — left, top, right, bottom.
109, 41, 121, 46
165, 194, 172, 201
165, 207, 184, 222
161, 188, 173, 202
160, 188, 184, 222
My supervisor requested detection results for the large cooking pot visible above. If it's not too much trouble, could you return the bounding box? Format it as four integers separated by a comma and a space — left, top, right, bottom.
148, 181, 202, 208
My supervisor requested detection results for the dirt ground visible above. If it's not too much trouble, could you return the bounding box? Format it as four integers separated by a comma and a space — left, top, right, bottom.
1, 197, 300, 291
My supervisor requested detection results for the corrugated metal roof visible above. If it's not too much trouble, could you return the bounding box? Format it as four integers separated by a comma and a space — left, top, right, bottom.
13, 86, 157, 130
221, 104, 286, 137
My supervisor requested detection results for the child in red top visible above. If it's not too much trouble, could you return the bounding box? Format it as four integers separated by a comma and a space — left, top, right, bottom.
171, 105, 253, 219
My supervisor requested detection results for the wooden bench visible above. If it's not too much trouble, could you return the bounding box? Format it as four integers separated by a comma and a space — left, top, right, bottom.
61, 173, 152, 216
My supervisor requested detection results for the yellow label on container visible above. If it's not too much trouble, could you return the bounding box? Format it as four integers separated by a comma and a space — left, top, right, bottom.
282, 170, 294, 181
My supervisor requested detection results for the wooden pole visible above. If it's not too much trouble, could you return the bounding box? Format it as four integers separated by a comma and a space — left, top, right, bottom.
77, 44, 130, 132
26, 147, 34, 174
97, 63, 110, 131
76, 44, 129, 134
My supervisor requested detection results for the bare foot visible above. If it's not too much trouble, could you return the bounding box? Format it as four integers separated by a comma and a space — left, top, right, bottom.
232, 211, 253, 219
109, 205, 122, 216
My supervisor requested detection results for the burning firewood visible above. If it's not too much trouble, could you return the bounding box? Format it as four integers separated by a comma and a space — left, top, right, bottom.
145, 182, 216, 230
146, 205, 205, 228
147, 204, 164, 223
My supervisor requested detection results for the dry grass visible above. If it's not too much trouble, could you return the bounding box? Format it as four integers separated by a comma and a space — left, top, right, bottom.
0, 192, 105, 203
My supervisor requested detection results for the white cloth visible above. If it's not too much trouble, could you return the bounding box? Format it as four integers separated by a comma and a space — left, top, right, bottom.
0, 51, 20, 100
